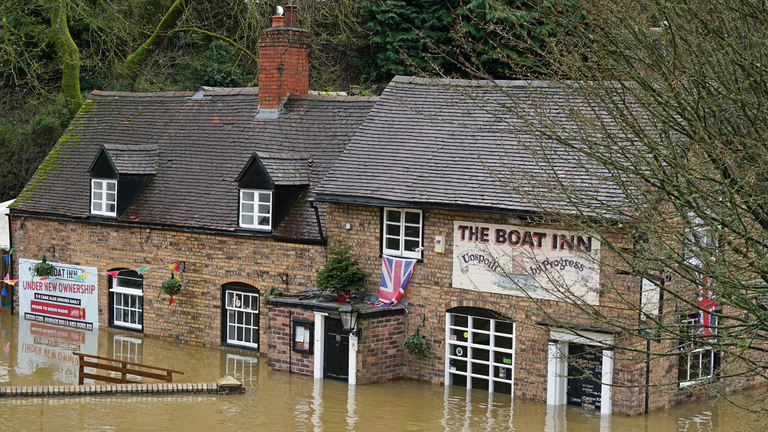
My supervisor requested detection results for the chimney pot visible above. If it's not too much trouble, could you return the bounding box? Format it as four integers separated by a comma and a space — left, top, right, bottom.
272, 15, 285, 28
284, 5, 298, 28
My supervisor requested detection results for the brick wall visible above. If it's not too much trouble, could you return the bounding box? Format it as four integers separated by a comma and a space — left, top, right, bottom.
265, 305, 315, 375
10, 216, 325, 350
356, 314, 405, 384
324, 203, 763, 414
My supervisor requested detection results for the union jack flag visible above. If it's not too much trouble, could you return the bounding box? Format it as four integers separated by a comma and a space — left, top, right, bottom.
695, 270, 716, 337
373, 256, 416, 307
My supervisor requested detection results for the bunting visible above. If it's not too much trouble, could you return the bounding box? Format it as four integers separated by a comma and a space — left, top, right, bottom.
695, 269, 716, 338
169, 295, 174, 306
3, 255, 7, 266
1, 288, 6, 297
102, 263, 182, 277
3, 274, 18, 286
8, 248, 13, 255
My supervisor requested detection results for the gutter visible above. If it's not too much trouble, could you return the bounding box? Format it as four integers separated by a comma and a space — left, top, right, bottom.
308, 200, 327, 243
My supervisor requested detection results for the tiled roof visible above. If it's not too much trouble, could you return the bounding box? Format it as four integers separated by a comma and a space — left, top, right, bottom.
12, 90, 377, 241
256, 152, 311, 186
102, 144, 158, 175
315, 76, 627, 216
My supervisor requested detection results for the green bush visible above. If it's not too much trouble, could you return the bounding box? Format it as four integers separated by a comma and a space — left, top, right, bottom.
316, 238, 365, 294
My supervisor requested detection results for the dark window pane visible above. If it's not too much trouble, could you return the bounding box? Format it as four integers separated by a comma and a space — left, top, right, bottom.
385, 237, 400, 251
386, 210, 401, 223
404, 211, 420, 224
386, 223, 401, 237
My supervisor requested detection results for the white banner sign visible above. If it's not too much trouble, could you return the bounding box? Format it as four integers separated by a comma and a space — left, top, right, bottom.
18, 259, 99, 330
452, 222, 601, 305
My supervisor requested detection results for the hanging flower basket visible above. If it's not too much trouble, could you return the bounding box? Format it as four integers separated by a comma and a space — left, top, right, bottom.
33, 255, 55, 278
403, 327, 429, 356
161, 273, 182, 296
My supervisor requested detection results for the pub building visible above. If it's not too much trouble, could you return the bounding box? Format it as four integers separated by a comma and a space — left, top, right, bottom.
6, 8, 760, 416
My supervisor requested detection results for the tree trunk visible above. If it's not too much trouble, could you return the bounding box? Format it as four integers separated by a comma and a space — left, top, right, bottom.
50, 0, 82, 115
123, 0, 192, 86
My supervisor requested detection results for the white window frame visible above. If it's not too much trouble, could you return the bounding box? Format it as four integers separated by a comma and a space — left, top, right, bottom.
225, 289, 260, 349
382, 208, 423, 259
679, 313, 717, 387
445, 312, 516, 395
91, 179, 117, 216
110, 274, 143, 331
240, 189, 272, 230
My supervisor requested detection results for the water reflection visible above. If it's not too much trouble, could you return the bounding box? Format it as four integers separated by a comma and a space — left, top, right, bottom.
0, 308, 765, 431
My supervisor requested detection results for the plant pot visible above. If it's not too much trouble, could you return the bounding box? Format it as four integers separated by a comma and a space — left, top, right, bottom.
336, 290, 351, 302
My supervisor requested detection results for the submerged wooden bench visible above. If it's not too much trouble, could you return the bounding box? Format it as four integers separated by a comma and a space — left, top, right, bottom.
75, 352, 184, 385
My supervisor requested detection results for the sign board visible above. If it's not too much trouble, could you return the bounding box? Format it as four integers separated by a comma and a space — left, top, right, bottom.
15, 317, 98, 385
18, 259, 99, 330
452, 222, 601, 305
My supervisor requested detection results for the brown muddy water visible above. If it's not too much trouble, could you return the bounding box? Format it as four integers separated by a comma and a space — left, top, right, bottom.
0, 308, 765, 432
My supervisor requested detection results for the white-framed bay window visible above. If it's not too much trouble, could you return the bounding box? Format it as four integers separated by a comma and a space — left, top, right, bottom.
240, 189, 272, 229
383, 208, 423, 259
91, 179, 117, 216
109, 272, 143, 331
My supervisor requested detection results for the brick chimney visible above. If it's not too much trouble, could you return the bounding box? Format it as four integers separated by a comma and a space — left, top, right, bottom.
256, 7, 310, 119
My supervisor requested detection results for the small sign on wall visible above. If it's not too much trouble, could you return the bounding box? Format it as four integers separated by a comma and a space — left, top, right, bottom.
292, 320, 314, 354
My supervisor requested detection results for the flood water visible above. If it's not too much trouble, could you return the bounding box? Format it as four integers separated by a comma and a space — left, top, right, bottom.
0, 307, 765, 432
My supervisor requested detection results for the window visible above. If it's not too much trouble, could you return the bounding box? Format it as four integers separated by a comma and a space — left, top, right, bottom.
224, 286, 260, 350
109, 272, 143, 331
91, 179, 117, 216
383, 208, 422, 258
678, 313, 718, 386
240, 189, 272, 229
446, 310, 515, 395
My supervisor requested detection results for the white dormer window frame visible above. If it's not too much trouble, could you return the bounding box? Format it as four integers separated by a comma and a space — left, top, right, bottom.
91, 179, 117, 217
240, 189, 272, 230
382, 208, 423, 259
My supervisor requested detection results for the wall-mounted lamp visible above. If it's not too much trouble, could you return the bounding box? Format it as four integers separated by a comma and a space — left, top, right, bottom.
339, 298, 362, 338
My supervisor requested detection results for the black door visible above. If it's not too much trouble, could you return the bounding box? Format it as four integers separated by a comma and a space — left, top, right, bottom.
566, 344, 603, 409
324, 318, 349, 380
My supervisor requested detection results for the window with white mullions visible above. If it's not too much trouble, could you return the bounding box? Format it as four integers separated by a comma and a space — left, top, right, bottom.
91, 179, 117, 216
240, 189, 272, 229
383, 208, 422, 258
225, 289, 260, 349
678, 313, 718, 386
109, 272, 143, 331
445, 312, 516, 395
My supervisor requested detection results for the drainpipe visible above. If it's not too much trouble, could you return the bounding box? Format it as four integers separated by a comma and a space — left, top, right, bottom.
6, 212, 13, 316
309, 201, 326, 243
289, 309, 293, 374
645, 339, 650, 414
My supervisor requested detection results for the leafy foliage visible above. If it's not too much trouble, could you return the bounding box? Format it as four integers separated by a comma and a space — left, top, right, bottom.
358, 0, 572, 80
316, 238, 366, 294
161, 272, 182, 296
0, 94, 71, 202
33, 255, 55, 277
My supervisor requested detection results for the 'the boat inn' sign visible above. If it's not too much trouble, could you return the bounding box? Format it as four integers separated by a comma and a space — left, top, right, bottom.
452, 222, 601, 305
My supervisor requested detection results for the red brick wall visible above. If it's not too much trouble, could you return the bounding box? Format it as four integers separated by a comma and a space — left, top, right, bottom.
356, 314, 405, 384
10, 216, 325, 350
257, 28, 310, 110
265, 305, 315, 375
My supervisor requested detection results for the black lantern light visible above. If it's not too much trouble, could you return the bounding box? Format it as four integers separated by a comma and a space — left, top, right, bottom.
339, 298, 361, 337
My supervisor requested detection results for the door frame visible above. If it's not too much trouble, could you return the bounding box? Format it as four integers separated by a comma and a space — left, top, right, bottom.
313, 312, 358, 384
547, 328, 614, 415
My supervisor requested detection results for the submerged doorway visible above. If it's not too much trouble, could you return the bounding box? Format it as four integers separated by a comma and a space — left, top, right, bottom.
566, 344, 603, 409
323, 318, 349, 380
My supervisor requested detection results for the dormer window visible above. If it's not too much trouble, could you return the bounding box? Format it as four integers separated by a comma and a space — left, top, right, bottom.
240, 189, 272, 229
235, 152, 310, 233
88, 144, 158, 218
92, 179, 117, 216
